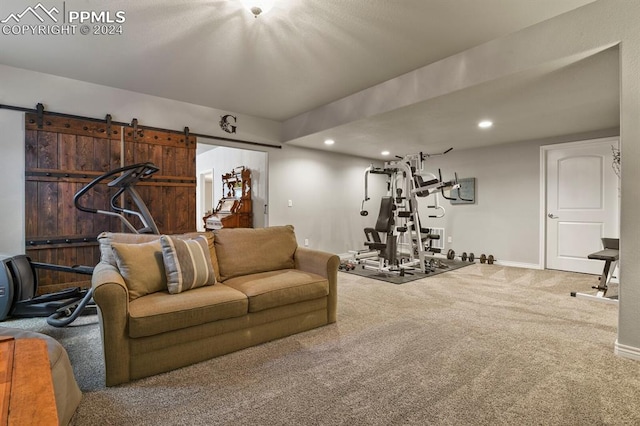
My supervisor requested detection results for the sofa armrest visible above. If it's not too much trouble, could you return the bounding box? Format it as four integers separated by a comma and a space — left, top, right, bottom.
294, 247, 340, 323
91, 262, 131, 386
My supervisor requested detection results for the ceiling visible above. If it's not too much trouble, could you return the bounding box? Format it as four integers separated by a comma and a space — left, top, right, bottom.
0, 0, 616, 159
290, 46, 620, 159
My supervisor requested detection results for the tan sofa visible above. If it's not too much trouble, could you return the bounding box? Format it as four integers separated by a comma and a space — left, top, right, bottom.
92, 225, 339, 386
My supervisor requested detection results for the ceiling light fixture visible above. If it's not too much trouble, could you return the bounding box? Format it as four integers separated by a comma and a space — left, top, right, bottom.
381, 151, 390, 156
240, 0, 275, 17
324, 139, 335, 145
478, 120, 493, 129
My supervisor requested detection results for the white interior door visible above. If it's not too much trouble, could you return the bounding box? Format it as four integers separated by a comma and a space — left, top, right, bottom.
545, 138, 619, 274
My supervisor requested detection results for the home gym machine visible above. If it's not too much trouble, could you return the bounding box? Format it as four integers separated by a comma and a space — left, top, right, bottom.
0, 162, 160, 327
356, 149, 468, 275
570, 237, 619, 304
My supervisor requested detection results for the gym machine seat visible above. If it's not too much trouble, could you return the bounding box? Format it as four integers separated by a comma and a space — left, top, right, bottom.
571, 238, 619, 304
363, 196, 397, 263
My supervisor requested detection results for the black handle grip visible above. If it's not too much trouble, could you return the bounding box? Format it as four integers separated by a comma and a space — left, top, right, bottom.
74, 162, 159, 213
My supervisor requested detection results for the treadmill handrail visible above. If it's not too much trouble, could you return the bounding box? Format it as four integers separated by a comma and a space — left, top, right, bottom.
73, 162, 160, 234
73, 162, 159, 214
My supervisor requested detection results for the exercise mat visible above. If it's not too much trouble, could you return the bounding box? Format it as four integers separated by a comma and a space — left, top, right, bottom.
341, 258, 472, 284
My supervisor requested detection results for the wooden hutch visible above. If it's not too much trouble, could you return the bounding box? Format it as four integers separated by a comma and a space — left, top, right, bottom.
203, 166, 252, 229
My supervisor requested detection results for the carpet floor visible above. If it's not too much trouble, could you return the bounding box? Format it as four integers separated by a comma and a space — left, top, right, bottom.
4, 264, 639, 425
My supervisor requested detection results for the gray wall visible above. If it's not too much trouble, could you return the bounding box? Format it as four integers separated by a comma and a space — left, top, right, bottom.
417, 141, 542, 266
418, 130, 618, 267
266, 144, 386, 254
0, 110, 25, 255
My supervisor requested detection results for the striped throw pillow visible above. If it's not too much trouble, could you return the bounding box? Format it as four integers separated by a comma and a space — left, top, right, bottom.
160, 235, 216, 294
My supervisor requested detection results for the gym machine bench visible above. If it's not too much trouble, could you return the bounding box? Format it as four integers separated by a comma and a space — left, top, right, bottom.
570, 238, 619, 304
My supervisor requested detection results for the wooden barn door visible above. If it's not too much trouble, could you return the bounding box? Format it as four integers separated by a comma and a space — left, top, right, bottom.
25, 113, 196, 294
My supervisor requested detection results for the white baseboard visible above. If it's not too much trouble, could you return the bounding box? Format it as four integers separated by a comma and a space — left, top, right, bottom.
494, 260, 542, 270
614, 340, 640, 361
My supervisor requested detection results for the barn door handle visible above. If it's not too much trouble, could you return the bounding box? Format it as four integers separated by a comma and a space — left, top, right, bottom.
547, 213, 559, 219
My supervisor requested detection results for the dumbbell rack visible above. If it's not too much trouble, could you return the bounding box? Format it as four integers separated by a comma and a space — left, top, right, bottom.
445, 249, 496, 264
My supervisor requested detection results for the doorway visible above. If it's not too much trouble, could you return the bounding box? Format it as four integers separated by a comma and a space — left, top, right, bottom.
196, 142, 269, 231
541, 137, 620, 274
198, 170, 215, 223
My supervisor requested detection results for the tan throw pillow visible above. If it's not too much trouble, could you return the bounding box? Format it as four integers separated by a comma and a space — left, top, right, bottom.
111, 240, 167, 300
160, 235, 216, 294
98, 232, 160, 267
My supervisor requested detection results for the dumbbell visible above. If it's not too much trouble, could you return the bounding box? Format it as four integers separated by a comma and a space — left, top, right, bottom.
339, 262, 356, 271
446, 249, 475, 262
425, 258, 448, 271
479, 254, 496, 265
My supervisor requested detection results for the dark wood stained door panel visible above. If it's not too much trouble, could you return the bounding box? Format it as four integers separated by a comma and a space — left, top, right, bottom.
24, 113, 197, 293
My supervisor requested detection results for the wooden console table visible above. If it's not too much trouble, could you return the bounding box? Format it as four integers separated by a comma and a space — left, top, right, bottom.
0, 336, 58, 425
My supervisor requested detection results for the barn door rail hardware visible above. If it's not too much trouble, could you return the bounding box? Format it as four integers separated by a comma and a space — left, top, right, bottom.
26, 236, 98, 247
0, 102, 281, 150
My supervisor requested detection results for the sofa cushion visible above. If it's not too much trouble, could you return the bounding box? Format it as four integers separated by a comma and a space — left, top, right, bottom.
111, 240, 167, 300
214, 225, 297, 281
98, 231, 221, 283
223, 269, 329, 313
128, 284, 248, 338
160, 235, 216, 294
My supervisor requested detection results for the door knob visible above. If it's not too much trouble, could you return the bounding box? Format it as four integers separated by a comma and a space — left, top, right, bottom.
547, 213, 559, 219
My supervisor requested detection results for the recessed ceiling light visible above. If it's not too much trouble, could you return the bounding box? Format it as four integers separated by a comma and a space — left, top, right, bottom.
478, 120, 493, 129
324, 139, 335, 145
381, 151, 390, 156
